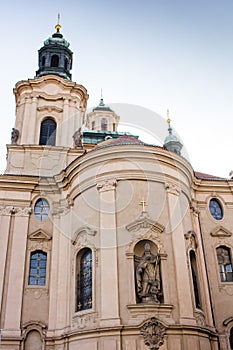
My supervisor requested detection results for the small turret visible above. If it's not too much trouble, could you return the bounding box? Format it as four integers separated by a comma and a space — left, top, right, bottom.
85, 93, 120, 132
164, 110, 183, 155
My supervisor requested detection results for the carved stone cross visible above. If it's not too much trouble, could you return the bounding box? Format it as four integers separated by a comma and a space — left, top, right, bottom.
140, 200, 148, 212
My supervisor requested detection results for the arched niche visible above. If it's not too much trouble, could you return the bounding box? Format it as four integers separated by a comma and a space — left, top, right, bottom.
24, 330, 42, 350
134, 240, 163, 304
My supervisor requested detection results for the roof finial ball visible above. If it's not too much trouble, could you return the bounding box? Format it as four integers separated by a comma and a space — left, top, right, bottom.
55, 13, 62, 32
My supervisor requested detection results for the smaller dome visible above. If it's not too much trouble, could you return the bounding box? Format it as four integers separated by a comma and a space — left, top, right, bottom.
164, 133, 180, 144
93, 98, 113, 112
163, 114, 183, 155
43, 25, 70, 48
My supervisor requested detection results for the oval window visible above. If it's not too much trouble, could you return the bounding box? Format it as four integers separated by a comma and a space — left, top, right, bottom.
209, 198, 223, 220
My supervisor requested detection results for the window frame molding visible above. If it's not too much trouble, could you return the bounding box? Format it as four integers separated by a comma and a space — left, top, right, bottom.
188, 248, 202, 311
223, 317, 233, 350
39, 117, 57, 146
26, 229, 52, 290
206, 195, 225, 222
215, 244, 233, 284
73, 245, 96, 317
34, 198, 50, 222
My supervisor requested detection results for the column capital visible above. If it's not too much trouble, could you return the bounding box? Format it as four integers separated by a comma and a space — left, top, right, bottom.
97, 178, 117, 193
0, 206, 32, 216
15, 207, 32, 217
165, 182, 180, 196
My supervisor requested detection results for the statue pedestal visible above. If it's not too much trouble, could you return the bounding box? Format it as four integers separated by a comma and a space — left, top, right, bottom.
141, 296, 159, 304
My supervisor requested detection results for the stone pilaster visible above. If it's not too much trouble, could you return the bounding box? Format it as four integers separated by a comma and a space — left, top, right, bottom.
191, 205, 214, 327
27, 96, 38, 144
20, 96, 32, 144
0, 207, 13, 322
97, 179, 120, 326
2, 207, 31, 338
165, 182, 195, 325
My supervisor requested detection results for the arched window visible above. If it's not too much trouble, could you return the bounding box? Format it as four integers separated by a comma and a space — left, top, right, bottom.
29, 250, 47, 286
217, 246, 233, 282
230, 327, 233, 349
76, 249, 92, 312
34, 198, 50, 221
101, 118, 107, 131
51, 54, 59, 67
41, 56, 46, 67
39, 118, 56, 146
64, 58, 68, 70
209, 198, 223, 220
190, 250, 201, 309
92, 121, 95, 130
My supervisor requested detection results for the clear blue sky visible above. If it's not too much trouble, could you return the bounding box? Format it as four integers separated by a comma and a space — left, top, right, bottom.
0, 0, 232, 177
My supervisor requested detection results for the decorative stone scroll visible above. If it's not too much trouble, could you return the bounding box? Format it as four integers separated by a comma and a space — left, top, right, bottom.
140, 317, 166, 350
15, 207, 32, 217
126, 213, 164, 233
165, 182, 180, 196
0, 206, 15, 216
72, 226, 97, 245
96, 178, 117, 192
51, 200, 71, 216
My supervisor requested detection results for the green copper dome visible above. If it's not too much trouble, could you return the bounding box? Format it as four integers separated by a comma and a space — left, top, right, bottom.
93, 98, 113, 112
163, 116, 183, 155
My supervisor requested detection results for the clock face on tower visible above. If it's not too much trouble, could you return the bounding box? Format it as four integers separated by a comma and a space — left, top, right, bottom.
34, 198, 50, 221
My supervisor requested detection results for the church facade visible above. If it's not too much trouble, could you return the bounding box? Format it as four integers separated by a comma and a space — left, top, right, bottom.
0, 22, 233, 350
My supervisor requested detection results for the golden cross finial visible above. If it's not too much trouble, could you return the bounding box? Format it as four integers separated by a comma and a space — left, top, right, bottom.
140, 200, 148, 212
101, 88, 103, 99
55, 13, 62, 32
167, 109, 171, 125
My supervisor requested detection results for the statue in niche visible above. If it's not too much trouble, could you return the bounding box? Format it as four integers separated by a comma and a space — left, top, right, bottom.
11, 128, 19, 144
73, 127, 83, 148
136, 243, 162, 304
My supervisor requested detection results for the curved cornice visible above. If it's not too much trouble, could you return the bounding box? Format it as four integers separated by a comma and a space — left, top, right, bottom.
54, 144, 194, 201
14, 75, 89, 107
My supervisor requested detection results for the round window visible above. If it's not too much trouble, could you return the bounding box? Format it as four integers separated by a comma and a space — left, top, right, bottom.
34, 198, 50, 221
209, 198, 223, 220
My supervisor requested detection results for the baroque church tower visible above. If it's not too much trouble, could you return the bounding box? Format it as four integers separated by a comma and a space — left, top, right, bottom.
5, 20, 88, 177
0, 20, 233, 350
